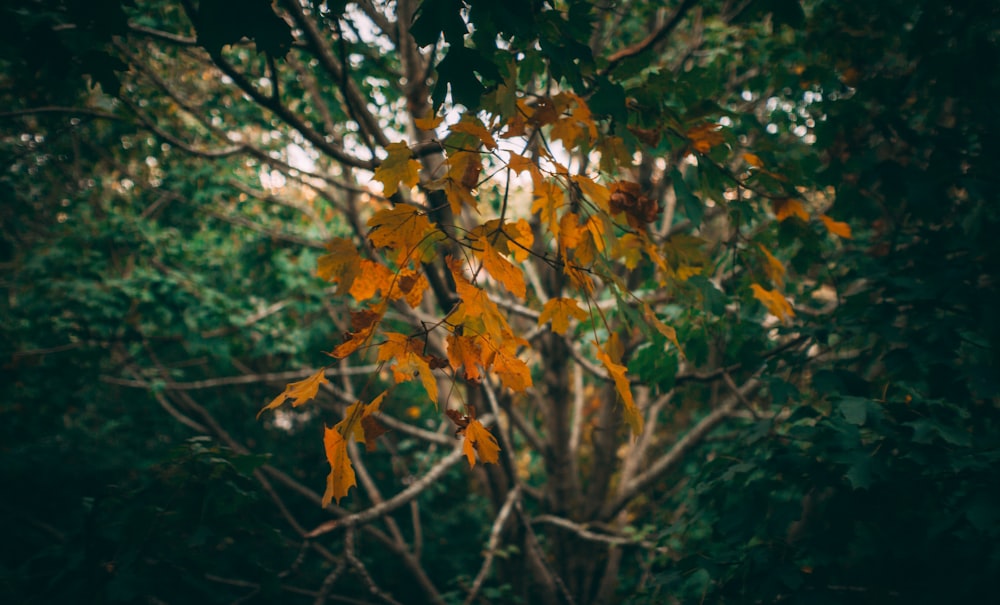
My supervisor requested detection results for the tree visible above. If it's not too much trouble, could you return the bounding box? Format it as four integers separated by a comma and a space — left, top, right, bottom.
2, 0, 998, 604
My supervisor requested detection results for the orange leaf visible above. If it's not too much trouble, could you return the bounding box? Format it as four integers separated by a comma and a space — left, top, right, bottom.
446, 334, 485, 381
491, 344, 532, 392
758, 244, 786, 287
450, 115, 498, 150
377, 333, 438, 404
328, 306, 383, 358
595, 340, 642, 434
743, 152, 764, 168
361, 415, 388, 451
773, 198, 809, 222
257, 368, 328, 418
367, 205, 437, 265
642, 303, 683, 356
538, 297, 588, 335
820, 214, 852, 239
475, 234, 526, 298
348, 259, 396, 302
414, 114, 443, 130
462, 418, 501, 467
751, 284, 795, 323
686, 123, 725, 153
373, 142, 420, 198
447, 257, 511, 340
321, 428, 355, 506
572, 176, 611, 213
531, 178, 564, 238
316, 238, 361, 295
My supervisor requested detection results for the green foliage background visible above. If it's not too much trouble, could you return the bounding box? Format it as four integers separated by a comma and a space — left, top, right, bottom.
2, 0, 999, 603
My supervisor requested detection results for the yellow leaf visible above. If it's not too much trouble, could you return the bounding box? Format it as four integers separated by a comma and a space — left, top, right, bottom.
572, 175, 611, 213
475, 234, 526, 299
414, 114, 443, 130
450, 115, 498, 150
373, 142, 421, 198
491, 344, 532, 392
257, 368, 328, 418
551, 117, 586, 149
462, 418, 500, 467
584, 214, 608, 254
773, 198, 809, 222
758, 244, 786, 287
538, 297, 588, 335
595, 340, 642, 435
328, 306, 383, 358
642, 303, 683, 356
321, 428, 355, 506
531, 178, 564, 239
446, 333, 485, 381
348, 259, 395, 302
316, 238, 361, 295
367, 205, 437, 265
751, 284, 795, 323
377, 333, 438, 404
447, 257, 511, 341
333, 391, 387, 443
598, 135, 632, 173
820, 214, 852, 239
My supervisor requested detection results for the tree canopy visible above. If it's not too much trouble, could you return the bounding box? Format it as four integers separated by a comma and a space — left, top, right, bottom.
2, 0, 999, 603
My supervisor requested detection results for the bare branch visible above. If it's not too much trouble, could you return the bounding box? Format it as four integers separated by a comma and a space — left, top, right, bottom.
464, 486, 522, 605
601, 377, 761, 520
306, 441, 470, 537
532, 515, 670, 554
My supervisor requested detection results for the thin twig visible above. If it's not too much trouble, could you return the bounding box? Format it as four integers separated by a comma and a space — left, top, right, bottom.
464, 486, 522, 605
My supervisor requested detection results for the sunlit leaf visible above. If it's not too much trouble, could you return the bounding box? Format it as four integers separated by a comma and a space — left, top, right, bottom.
373, 141, 421, 197
820, 214, 852, 238
257, 368, 328, 418
538, 297, 588, 335
751, 283, 795, 323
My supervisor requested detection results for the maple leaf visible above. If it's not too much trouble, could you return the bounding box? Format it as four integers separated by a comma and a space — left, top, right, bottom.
257, 368, 328, 418
598, 135, 632, 173
447, 405, 500, 467
595, 337, 643, 435
538, 297, 588, 335
328, 306, 383, 358
463, 418, 500, 467
367, 205, 438, 265
321, 390, 389, 502
773, 198, 810, 222
474, 233, 526, 298
820, 214, 852, 238
373, 142, 420, 198
686, 123, 725, 154
333, 391, 387, 444
447, 257, 511, 340
531, 178, 564, 239
316, 238, 361, 295
322, 428, 354, 506
490, 341, 532, 392
414, 113, 443, 130
348, 259, 395, 302
450, 115, 498, 150
751, 284, 795, 323
446, 333, 485, 381
642, 303, 683, 356
377, 332, 438, 404
662, 234, 707, 280
758, 244, 786, 287
572, 176, 611, 213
